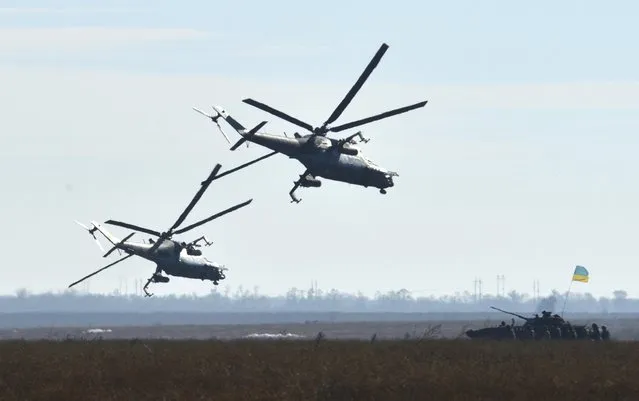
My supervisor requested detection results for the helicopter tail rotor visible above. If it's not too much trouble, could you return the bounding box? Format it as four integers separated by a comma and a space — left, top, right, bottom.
192, 106, 232, 144
74, 220, 105, 253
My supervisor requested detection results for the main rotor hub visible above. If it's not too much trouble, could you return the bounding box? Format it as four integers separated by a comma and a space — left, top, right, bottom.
313, 126, 328, 136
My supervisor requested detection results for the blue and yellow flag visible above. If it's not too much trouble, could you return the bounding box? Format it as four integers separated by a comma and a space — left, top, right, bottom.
572, 265, 589, 283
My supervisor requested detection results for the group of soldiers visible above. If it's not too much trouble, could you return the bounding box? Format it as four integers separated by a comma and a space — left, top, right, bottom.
495, 310, 611, 341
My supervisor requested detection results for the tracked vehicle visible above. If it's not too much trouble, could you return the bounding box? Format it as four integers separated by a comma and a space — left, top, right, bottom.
465, 306, 610, 341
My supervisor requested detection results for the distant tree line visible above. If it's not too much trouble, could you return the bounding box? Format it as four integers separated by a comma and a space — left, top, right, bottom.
0, 286, 636, 313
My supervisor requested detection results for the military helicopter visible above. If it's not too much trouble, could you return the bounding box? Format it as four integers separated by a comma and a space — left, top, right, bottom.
193, 42, 427, 203
69, 162, 257, 297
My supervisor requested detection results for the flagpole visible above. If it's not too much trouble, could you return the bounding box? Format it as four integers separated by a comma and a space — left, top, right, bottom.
561, 279, 574, 318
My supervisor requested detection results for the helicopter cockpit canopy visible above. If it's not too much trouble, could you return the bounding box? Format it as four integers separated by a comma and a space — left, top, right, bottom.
204, 258, 222, 269
362, 155, 378, 167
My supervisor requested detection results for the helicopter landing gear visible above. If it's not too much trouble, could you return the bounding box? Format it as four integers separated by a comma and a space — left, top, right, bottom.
142, 270, 170, 297
289, 175, 305, 203
380, 189, 387, 195
289, 188, 302, 203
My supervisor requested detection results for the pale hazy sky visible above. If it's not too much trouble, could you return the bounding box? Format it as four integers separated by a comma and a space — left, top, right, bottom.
2, 0, 639, 299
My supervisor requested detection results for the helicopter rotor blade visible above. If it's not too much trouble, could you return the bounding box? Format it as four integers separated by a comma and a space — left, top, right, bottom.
168, 164, 222, 232
146, 235, 167, 255
92, 236, 105, 253
174, 199, 253, 235
329, 101, 428, 133
210, 151, 278, 182
323, 43, 389, 128
129, 164, 225, 257
68, 254, 134, 289
103, 220, 161, 237
242, 98, 315, 133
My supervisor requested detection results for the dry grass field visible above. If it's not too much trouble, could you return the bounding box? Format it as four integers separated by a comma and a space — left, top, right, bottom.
5, 315, 639, 341
0, 338, 638, 401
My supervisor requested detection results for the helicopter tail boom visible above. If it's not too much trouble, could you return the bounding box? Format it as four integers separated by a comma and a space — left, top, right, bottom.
211, 105, 247, 135
102, 232, 135, 258
229, 120, 267, 151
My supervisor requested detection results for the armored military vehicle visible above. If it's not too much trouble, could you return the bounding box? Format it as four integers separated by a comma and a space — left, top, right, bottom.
465, 306, 611, 341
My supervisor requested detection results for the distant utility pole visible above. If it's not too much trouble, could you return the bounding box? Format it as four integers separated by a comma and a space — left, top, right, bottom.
474, 278, 478, 302
533, 280, 540, 302
501, 275, 505, 296
496, 275, 505, 297
474, 277, 483, 303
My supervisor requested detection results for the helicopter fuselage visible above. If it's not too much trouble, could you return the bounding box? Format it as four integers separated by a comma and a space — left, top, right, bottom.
246, 133, 397, 189
117, 240, 226, 282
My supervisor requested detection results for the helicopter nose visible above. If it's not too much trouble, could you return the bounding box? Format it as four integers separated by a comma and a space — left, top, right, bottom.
385, 175, 395, 187
207, 262, 227, 272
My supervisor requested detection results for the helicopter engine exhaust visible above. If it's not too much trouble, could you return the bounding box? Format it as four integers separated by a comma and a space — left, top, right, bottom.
301, 177, 322, 188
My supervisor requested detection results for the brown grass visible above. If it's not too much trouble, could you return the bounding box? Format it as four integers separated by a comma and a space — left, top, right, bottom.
0, 338, 638, 401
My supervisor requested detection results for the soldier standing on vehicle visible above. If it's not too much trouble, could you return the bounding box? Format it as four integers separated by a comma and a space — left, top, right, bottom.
552, 325, 562, 339
524, 325, 535, 340
590, 323, 601, 341
562, 324, 577, 340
